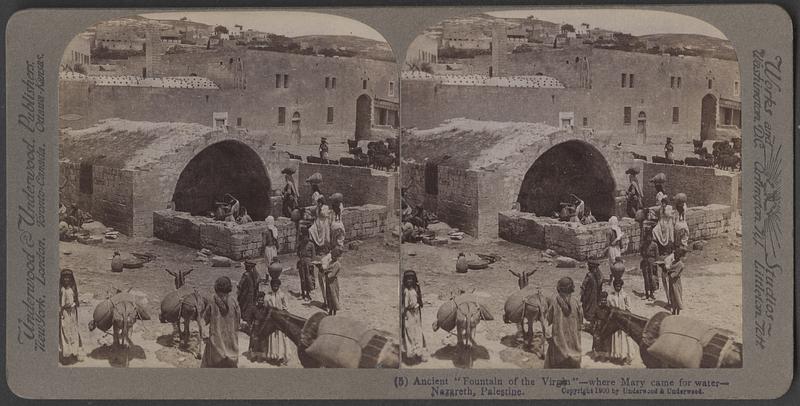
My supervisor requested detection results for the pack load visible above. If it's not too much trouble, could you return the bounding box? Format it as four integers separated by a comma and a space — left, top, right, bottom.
433, 293, 493, 332
644, 313, 738, 368
159, 286, 197, 323
92, 291, 151, 331
503, 287, 547, 324
303, 313, 399, 368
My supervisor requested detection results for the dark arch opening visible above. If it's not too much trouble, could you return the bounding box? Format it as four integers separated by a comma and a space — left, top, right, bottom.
172, 140, 272, 220
517, 140, 616, 220
355, 94, 372, 140
700, 93, 717, 141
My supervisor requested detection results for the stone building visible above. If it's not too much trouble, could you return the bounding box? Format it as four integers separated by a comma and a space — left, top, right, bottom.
405, 34, 439, 67
402, 33, 741, 144
59, 119, 398, 238
402, 119, 740, 240
61, 33, 93, 70
59, 47, 399, 143
95, 23, 145, 51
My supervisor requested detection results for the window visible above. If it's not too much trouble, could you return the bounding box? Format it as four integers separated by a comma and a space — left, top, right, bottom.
389, 81, 395, 96
583, 117, 588, 127
325, 77, 330, 88
629, 74, 634, 88
734, 81, 740, 96
722, 107, 733, 125
621, 73, 627, 88
677, 77, 681, 88
283, 74, 289, 88
672, 107, 680, 123
237, 117, 242, 127
327, 107, 334, 124
623, 106, 632, 125
670, 76, 675, 88
362, 79, 367, 89
708, 78, 712, 89
278, 107, 286, 125
275, 74, 281, 88
331, 77, 336, 89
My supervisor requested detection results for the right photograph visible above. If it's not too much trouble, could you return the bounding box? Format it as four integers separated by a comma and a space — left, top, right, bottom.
399, 9, 742, 369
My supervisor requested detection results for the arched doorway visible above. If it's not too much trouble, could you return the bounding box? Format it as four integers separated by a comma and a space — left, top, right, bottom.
517, 140, 616, 220
700, 94, 717, 140
291, 112, 301, 145
355, 94, 372, 140
637, 111, 647, 144
172, 140, 272, 220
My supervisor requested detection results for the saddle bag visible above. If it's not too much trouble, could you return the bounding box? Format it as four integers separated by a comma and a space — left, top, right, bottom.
504, 287, 544, 324
304, 314, 397, 368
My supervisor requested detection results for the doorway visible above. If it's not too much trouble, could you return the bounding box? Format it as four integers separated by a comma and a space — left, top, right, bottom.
636, 111, 647, 144
291, 112, 301, 145
700, 94, 717, 140
355, 94, 372, 140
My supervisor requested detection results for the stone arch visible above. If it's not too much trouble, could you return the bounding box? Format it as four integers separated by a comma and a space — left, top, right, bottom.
355, 94, 372, 140
516, 140, 616, 220
171, 140, 272, 220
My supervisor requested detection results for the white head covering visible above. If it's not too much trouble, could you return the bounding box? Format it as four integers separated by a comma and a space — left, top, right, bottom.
609, 216, 624, 240
265, 215, 279, 238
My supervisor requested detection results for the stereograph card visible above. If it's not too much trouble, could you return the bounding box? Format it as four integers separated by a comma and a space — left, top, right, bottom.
3, 3, 795, 400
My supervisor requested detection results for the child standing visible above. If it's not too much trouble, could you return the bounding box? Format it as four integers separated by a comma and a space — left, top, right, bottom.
248, 291, 269, 362
323, 248, 343, 315
607, 279, 633, 364
265, 279, 290, 365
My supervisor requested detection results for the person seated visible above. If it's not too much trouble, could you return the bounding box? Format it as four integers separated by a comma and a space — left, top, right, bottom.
237, 207, 252, 224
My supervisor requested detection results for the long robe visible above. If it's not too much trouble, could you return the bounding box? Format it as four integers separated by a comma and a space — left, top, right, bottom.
282, 181, 299, 218
641, 241, 660, 293
580, 270, 603, 322
263, 228, 278, 266
296, 239, 316, 294
237, 269, 260, 322
248, 304, 269, 358
402, 287, 427, 359
607, 290, 633, 362
330, 209, 346, 251
545, 294, 583, 368
653, 206, 675, 254
265, 290, 290, 363
324, 259, 342, 312
674, 214, 689, 252
626, 181, 643, 218
59, 286, 83, 360
201, 294, 241, 368
309, 204, 331, 252
667, 260, 685, 311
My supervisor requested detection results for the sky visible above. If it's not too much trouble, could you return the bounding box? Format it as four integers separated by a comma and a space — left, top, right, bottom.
486, 9, 727, 39
141, 11, 388, 42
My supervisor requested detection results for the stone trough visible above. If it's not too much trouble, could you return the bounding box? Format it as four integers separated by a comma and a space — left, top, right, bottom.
154, 204, 388, 260
498, 204, 733, 260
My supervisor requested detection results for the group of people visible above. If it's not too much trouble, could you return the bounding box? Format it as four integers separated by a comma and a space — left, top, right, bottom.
553, 193, 597, 225
400, 187, 438, 242
211, 194, 253, 225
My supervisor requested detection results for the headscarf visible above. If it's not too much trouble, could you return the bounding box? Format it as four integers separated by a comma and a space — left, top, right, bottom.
556, 277, 575, 316
608, 216, 624, 244
265, 216, 279, 240
403, 270, 423, 310
60, 269, 79, 307
653, 205, 675, 247
214, 276, 232, 316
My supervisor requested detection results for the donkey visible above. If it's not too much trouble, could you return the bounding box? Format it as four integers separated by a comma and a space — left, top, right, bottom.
160, 269, 207, 359
505, 269, 547, 358
454, 298, 493, 368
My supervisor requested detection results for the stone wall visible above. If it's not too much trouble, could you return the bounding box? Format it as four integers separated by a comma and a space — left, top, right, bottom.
498, 204, 732, 260
297, 162, 397, 215
59, 162, 135, 235
153, 204, 388, 260
641, 161, 740, 212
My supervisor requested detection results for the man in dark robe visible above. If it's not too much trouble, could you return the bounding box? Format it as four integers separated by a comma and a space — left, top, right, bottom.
580, 259, 604, 324
202, 276, 240, 368
545, 277, 583, 368
236, 261, 261, 329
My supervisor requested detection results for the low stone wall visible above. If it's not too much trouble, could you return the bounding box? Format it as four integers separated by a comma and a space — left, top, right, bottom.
153, 204, 387, 260
499, 204, 732, 260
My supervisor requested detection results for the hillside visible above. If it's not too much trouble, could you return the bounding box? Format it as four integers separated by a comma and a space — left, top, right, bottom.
639, 33, 737, 60
292, 35, 395, 61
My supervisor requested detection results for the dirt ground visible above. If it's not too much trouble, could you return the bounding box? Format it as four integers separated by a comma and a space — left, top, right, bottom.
401, 221, 743, 369
59, 222, 399, 368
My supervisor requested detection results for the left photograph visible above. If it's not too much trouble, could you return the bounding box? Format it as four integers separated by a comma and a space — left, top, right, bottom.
57, 11, 400, 368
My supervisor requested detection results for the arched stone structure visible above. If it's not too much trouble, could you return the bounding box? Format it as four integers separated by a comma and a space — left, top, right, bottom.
700, 93, 717, 140
172, 140, 272, 220
516, 140, 616, 221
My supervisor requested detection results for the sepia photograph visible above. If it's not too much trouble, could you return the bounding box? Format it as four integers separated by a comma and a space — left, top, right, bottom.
399, 9, 742, 369
57, 11, 400, 368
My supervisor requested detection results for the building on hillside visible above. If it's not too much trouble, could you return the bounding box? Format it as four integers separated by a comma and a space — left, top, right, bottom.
405, 34, 439, 67
95, 24, 145, 51
61, 33, 93, 70
59, 48, 399, 143
441, 23, 491, 49
402, 30, 741, 144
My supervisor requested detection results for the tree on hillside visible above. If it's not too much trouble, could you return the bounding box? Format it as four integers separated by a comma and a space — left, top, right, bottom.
180, 17, 188, 21
561, 24, 575, 33
214, 25, 229, 34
